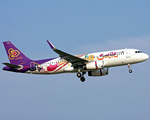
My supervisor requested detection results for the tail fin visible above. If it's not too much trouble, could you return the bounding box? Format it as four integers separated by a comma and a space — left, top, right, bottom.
3, 41, 31, 65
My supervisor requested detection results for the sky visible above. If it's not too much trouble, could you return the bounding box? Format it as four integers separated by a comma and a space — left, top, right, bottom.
0, 0, 150, 120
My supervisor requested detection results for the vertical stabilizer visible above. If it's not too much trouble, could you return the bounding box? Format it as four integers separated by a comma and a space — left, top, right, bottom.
3, 41, 31, 65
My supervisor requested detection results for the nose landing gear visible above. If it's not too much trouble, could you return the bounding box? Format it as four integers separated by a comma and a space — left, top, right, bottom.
128, 64, 132, 73
76, 72, 86, 82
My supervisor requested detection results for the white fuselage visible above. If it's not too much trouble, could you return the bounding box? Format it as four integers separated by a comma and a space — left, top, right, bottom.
28, 48, 149, 74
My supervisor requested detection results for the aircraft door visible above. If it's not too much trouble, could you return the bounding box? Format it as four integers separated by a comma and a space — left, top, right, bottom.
126, 49, 131, 58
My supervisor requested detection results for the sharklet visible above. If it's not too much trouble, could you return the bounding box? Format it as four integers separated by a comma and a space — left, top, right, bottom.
47, 40, 55, 50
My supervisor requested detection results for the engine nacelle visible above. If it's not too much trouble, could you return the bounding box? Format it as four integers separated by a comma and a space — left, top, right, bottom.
86, 60, 106, 70
88, 68, 108, 76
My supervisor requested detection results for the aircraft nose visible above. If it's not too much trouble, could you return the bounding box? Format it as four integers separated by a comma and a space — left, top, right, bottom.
144, 54, 149, 60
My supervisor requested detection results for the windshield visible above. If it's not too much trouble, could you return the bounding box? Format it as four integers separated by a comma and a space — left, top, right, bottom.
135, 51, 142, 53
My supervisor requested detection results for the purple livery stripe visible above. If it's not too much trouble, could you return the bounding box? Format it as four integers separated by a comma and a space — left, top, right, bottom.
95, 61, 98, 69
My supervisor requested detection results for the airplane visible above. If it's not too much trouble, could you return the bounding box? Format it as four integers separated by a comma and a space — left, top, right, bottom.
2, 41, 149, 82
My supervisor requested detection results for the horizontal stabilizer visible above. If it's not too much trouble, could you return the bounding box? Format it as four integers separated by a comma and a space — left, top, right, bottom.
3, 63, 21, 69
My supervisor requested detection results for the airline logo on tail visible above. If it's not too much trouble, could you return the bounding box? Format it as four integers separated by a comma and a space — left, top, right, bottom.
8, 48, 22, 60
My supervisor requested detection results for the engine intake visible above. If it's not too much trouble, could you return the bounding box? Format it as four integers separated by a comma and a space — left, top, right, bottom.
88, 68, 108, 76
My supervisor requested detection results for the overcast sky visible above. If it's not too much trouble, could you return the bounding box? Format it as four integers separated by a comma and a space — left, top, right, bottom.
0, 0, 150, 120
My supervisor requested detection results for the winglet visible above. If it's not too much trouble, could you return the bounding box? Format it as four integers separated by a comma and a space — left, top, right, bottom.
47, 40, 55, 50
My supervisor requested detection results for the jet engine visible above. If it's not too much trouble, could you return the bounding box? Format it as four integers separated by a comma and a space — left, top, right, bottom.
88, 68, 108, 76
86, 60, 106, 70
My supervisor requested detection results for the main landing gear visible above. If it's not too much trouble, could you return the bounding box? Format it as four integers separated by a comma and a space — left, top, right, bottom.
77, 72, 86, 82
128, 64, 132, 73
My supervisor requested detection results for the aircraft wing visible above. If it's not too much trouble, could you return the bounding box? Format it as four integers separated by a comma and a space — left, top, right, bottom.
47, 40, 88, 65
3, 63, 21, 69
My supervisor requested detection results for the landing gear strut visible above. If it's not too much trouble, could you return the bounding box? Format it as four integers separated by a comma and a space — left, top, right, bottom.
128, 64, 132, 73
76, 72, 86, 82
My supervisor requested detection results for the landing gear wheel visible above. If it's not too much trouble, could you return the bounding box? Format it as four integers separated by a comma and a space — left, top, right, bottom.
77, 72, 81, 78
129, 69, 132, 73
80, 77, 85, 82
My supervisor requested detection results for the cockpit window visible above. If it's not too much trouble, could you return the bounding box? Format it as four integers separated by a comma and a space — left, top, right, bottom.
135, 51, 142, 53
